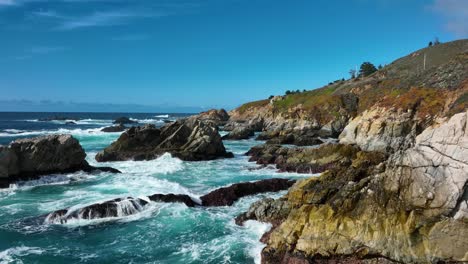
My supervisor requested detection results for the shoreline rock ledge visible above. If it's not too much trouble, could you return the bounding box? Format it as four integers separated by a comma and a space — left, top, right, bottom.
95, 117, 234, 162
0, 135, 120, 188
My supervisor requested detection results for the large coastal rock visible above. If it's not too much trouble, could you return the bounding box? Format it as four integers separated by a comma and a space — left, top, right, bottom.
96, 118, 233, 162
196, 109, 230, 126
242, 111, 468, 263
0, 135, 119, 187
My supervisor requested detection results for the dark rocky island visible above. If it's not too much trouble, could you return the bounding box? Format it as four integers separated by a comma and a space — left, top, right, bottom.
0, 135, 120, 188
113, 117, 137, 125
101, 124, 127, 132
96, 117, 233, 162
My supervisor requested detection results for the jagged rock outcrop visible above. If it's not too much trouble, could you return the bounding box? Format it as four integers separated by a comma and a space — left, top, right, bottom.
200, 178, 296, 206
222, 126, 255, 140
256, 129, 325, 146
247, 143, 360, 174
196, 109, 230, 126
96, 118, 233, 162
240, 111, 468, 263
0, 135, 120, 188
339, 107, 422, 153
101, 124, 127, 132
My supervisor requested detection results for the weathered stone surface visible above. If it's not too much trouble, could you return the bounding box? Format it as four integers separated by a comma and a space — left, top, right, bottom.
96, 118, 233, 162
339, 107, 420, 153
252, 111, 468, 263
235, 197, 291, 226
256, 129, 325, 146
200, 178, 296, 206
222, 126, 255, 140
0, 135, 120, 188
196, 109, 230, 126
246, 143, 360, 174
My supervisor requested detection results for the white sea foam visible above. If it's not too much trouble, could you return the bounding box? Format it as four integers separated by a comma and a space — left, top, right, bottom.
243, 220, 272, 264
0, 127, 122, 138
0, 246, 44, 264
154, 114, 169, 118
45, 201, 162, 227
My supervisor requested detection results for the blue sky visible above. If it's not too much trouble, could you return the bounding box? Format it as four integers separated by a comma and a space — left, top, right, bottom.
0, 0, 467, 112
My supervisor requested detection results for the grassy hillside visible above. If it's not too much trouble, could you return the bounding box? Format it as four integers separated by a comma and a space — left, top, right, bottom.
234, 39, 468, 120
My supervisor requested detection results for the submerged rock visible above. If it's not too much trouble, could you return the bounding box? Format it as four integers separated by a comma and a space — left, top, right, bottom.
45, 194, 198, 224
42, 178, 296, 224
101, 124, 127, 133
200, 178, 296, 206
96, 118, 233, 162
113, 117, 137, 125
0, 135, 120, 188
147, 193, 197, 207
45, 197, 150, 224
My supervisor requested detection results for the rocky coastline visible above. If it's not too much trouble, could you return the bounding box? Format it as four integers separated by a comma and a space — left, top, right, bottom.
229, 40, 468, 263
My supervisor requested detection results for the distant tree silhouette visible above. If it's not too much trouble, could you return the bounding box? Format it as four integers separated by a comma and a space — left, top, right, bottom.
349, 69, 357, 79
359, 62, 377, 77
434, 37, 441, 45
378, 64, 383, 70
428, 41, 433, 47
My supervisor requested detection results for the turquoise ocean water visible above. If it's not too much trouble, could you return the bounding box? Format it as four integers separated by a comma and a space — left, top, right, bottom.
0, 112, 311, 264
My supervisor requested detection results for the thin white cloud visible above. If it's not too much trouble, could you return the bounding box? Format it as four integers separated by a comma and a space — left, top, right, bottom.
430, 0, 468, 37
29, 46, 66, 54
32, 10, 68, 19
0, 0, 15, 5
57, 10, 165, 30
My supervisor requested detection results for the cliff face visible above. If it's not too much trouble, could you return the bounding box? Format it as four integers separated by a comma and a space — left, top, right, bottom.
261, 111, 468, 263
234, 40, 468, 263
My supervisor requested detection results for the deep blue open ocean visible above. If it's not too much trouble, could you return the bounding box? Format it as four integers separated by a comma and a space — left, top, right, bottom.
0, 112, 310, 264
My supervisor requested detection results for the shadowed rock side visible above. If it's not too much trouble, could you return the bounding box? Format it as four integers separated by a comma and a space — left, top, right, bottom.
222, 126, 255, 140
200, 178, 296, 206
247, 143, 362, 174
95, 118, 233, 162
237, 111, 468, 263
43, 178, 296, 224
0, 135, 120, 188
